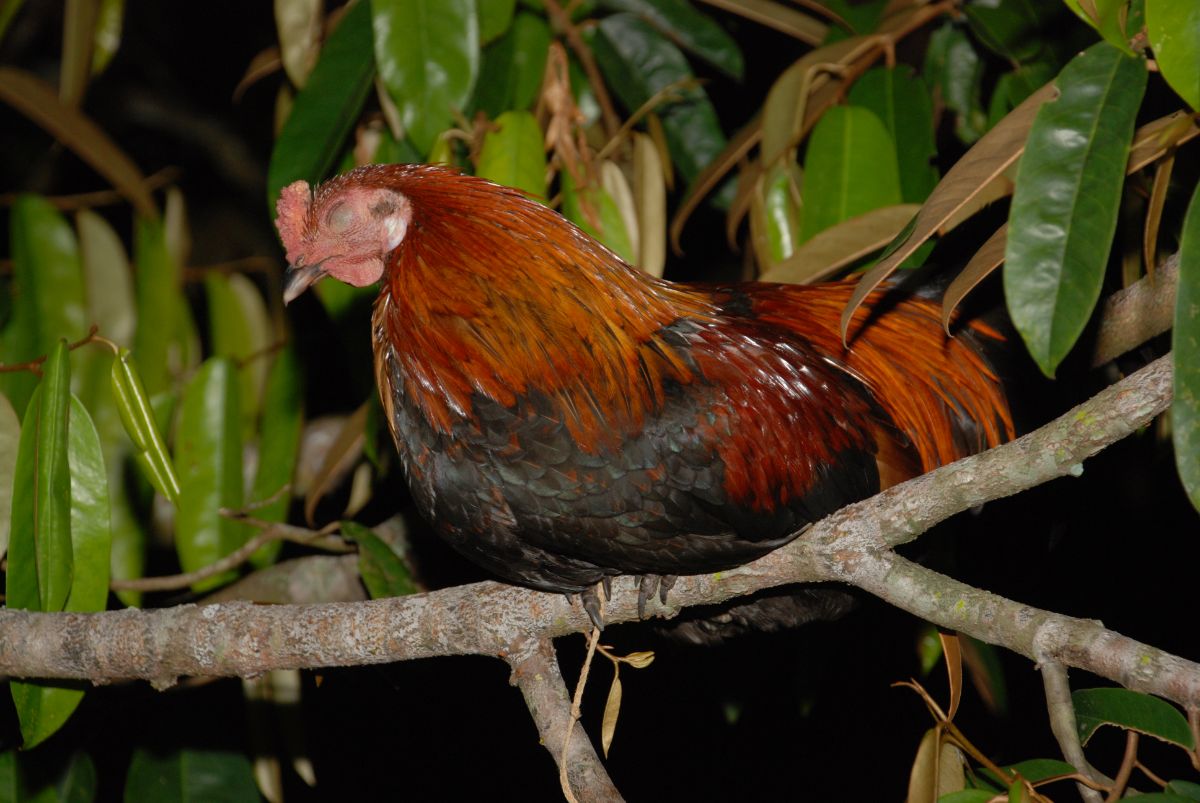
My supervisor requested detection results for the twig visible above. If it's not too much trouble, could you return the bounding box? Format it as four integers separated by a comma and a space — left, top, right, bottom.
1105, 731, 1139, 803
0, 325, 101, 375
543, 0, 621, 140
1039, 660, 1108, 803
561, 625, 603, 803
0, 167, 180, 211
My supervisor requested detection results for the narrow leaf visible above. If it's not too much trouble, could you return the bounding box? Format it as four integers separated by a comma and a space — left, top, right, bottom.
372, 0, 479, 155
632, 132, 667, 277
800, 106, 902, 241
205, 273, 273, 437
1064, 0, 1137, 55
840, 82, 1057, 341
275, 0, 323, 87
846, 66, 938, 203
561, 170, 636, 264
77, 209, 136, 347
0, 394, 18, 558
1145, 0, 1200, 111
132, 215, 179, 397
701, 0, 826, 44
471, 11, 551, 117
1073, 687, 1195, 749
342, 520, 419, 597
601, 672, 622, 758
174, 357, 248, 592
1173, 179, 1200, 513
111, 348, 181, 503
761, 204, 920, 284
942, 224, 1009, 331
65, 394, 111, 614
475, 110, 546, 197
0, 67, 155, 217
267, 0, 375, 211
1004, 42, 1147, 376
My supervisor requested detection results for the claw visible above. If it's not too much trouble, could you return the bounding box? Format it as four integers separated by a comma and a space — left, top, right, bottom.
579, 585, 605, 630
601, 575, 612, 601
659, 575, 676, 605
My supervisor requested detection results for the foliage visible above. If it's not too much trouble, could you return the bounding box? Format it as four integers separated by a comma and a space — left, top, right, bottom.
0, 0, 1198, 798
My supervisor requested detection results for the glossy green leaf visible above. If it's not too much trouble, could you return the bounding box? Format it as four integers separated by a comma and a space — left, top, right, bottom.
1146, 0, 1200, 111
800, 106, 902, 241
965, 0, 1062, 62
596, 0, 743, 79
133, 215, 178, 398
847, 66, 938, 203
10, 390, 110, 749
65, 395, 111, 613
1005, 42, 1146, 376
1064, 0, 1136, 54
123, 748, 260, 803
819, 0, 884, 40
593, 13, 727, 187
471, 12, 551, 117
475, 110, 546, 197
925, 21, 986, 144
174, 357, 248, 592
0, 196, 87, 416
1074, 687, 1195, 749
0, 394, 17, 558
561, 170, 636, 263
267, 0, 374, 211
205, 273, 273, 437
248, 345, 304, 567
8, 342, 73, 614
372, 0, 479, 155
342, 520, 419, 598
759, 163, 801, 263
478, 0, 515, 43
979, 758, 1077, 787
1173, 179, 1200, 513
111, 348, 180, 504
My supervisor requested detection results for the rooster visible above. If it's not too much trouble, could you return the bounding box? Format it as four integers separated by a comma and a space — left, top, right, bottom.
276, 163, 1012, 626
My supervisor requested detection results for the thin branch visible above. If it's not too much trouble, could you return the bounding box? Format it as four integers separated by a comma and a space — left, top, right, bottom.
1105, 731, 1139, 803
1039, 661, 1109, 803
506, 637, 621, 803
1092, 252, 1179, 366
543, 0, 621, 140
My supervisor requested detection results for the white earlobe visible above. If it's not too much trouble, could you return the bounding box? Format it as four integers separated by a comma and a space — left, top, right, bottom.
383, 213, 409, 253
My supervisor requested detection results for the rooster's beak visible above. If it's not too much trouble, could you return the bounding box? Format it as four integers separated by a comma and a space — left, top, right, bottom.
282, 261, 326, 305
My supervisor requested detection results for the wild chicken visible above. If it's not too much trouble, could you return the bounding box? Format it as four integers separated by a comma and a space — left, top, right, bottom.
275, 163, 1013, 625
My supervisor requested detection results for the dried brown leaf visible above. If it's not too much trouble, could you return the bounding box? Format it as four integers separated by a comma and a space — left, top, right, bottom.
840, 81, 1058, 341
61, 0, 99, 107
725, 159, 763, 251
761, 204, 921, 284
275, 0, 323, 88
1144, 151, 1174, 280
234, 47, 284, 102
601, 672, 622, 758
670, 117, 760, 254
696, 0, 827, 45
303, 401, 368, 526
632, 133, 667, 277
0, 67, 156, 218
940, 632, 963, 722
1126, 111, 1200, 173
941, 223, 1008, 332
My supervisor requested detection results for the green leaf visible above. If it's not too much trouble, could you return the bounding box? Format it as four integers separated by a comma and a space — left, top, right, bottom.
1146, 0, 1200, 111
1173, 179, 1200, 513
267, 0, 375, 211
1074, 687, 1195, 749
475, 110, 546, 196
1063, 0, 1136, 55
979, 758, 1078, 787
1166, 780, 1200, 800
925, 21, 987, 144
759, 163, 801, 263
372, 0, 479, 155
174, 357, 248, 592
205, 273, 273, 438
592, 13, 727, 187
342, 520, 419, 597
132, 215, 179, 398
1004, 42, 1147, 376
596, 0, 743, 79
561, 170, 636, 263
965, 0, 1062, 62
123, 748, 260, 803
0, 393, 18, 559
471, 11, 551, 117
0, 196, 87, 416
478, 0, 515, 44
847, 66, 939, 203
987, 61, 1058, 129
65, 395, 111, 614
8, 341, 74, 615
800, 105, 903, 241
9, 389, 110, 749
248, 345, 304, 567
111, 348, 180, 504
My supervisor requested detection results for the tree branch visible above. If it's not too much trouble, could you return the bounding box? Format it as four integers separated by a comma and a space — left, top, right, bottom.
0, 357, 1187, 713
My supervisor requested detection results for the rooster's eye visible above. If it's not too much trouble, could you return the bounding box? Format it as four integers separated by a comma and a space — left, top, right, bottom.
326, 203, 355, 232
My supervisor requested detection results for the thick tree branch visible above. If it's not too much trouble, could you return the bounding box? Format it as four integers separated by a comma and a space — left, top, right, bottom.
0, 357, 1185, 712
